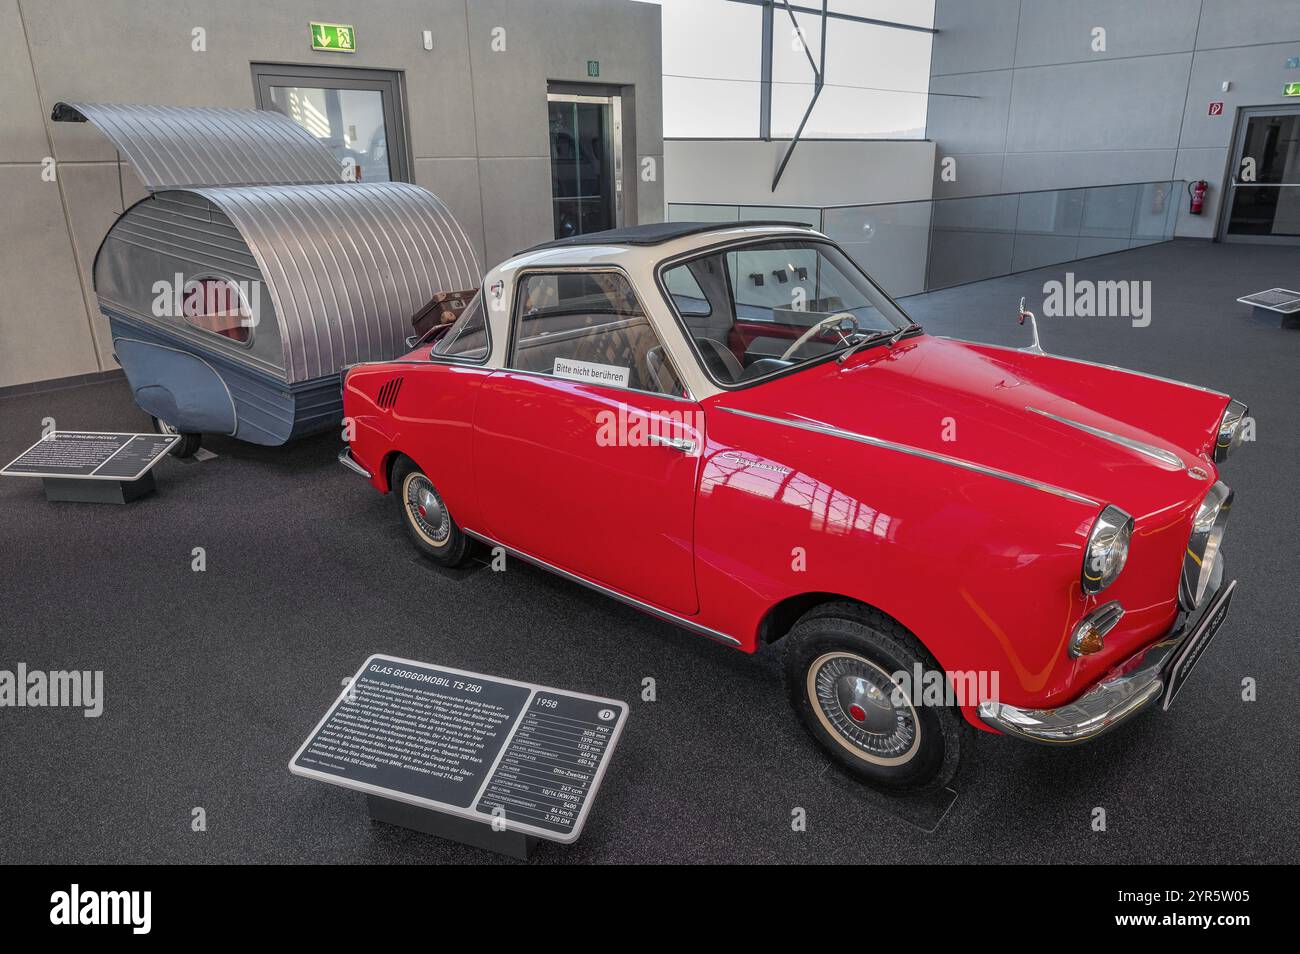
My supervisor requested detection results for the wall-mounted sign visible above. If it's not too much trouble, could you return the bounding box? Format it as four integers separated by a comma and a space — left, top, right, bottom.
1286, 56, 1300, 69
310, 22, 355, 53
587, 59, 600, 77
1285, 83, 1300, 97
1208, 101, 1224, 116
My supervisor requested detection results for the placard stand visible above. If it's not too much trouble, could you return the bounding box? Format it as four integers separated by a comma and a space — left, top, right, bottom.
42, 472, 157, 505
366, 795, 539, 860
2, 431, 178, 505
291, 655, 629, 861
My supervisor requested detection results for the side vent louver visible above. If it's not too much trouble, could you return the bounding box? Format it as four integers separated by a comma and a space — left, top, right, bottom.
376, 376, 405, 409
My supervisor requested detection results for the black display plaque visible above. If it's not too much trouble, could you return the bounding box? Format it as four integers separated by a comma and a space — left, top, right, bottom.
290, 655, 628, 845
2, 431, 178, 481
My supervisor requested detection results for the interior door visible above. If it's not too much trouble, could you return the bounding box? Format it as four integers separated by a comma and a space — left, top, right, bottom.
547, 92, 623, 238
472, 269, 700, 615
1222, 106, 1300, 244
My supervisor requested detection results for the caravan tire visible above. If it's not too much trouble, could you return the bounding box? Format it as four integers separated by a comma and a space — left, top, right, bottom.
151, 417, 202, 458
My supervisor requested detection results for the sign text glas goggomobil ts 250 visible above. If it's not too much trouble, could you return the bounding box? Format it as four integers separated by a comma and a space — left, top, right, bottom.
310, 22, 355, 53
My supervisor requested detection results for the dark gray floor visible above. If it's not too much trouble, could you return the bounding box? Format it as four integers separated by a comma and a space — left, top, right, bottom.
2, 239, 1297, 864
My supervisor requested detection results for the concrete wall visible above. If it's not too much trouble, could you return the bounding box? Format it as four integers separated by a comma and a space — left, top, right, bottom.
0, 0, 662, 388
928, 0, 1300, 238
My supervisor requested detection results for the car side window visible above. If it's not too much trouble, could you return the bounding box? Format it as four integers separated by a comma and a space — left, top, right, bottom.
508, 271, 686, 397
431, 292, 489, 361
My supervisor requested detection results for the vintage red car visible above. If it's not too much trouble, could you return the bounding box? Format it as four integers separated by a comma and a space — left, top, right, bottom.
338, 222, 1246, 792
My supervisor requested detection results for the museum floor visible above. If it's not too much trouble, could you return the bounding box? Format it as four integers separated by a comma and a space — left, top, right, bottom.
2, 239, 1297, 864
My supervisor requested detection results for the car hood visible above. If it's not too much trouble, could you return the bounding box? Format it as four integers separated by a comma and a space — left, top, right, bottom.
708, 334, 1230, 518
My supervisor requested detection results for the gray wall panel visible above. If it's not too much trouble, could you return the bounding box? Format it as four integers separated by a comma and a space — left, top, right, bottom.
1005, 55, 1192, 153
1012, 0, 1200, 68
931, 0, 1020, 76
0, 166, 100, 386
1196, 0, 1300, 49
927, 71, 1012, 156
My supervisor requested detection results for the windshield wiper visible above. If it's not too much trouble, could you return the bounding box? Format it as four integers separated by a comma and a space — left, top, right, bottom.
837, 322, 918, 365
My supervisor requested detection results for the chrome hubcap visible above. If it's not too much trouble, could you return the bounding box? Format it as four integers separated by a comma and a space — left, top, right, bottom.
808, 652, 920, 765
404, 474, 449, 546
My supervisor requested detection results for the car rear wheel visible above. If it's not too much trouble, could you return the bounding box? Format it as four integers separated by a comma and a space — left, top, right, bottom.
151, 416, 202, 458
783, 602, 966, 794
392, 455, 470, 567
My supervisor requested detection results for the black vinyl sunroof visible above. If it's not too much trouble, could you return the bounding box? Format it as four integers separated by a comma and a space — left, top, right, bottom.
519, 220, 815, 255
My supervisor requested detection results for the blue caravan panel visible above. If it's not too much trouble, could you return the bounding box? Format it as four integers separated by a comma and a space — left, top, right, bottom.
113, 335, 237, 436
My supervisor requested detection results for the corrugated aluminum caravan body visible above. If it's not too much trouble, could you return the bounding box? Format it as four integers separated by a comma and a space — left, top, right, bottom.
56, 102, 481, 447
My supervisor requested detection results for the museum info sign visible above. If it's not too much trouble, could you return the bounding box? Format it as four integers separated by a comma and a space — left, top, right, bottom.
290, 655, 628, 842
1, 431, 177, 481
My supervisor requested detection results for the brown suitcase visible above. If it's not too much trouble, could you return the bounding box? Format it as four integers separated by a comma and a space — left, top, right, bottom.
411, 289, 479, 338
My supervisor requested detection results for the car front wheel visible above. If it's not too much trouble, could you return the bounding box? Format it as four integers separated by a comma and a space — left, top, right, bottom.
391, 455, 470, 567
784, 602, 966, 794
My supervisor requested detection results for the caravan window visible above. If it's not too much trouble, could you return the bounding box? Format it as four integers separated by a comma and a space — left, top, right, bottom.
182, 278, 253, 344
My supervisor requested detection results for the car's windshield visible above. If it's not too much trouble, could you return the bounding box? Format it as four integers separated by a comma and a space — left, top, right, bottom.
660, 238, 915, 386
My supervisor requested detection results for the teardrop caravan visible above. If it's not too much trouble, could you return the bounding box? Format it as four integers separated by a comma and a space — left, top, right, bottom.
53, 102, 481, 453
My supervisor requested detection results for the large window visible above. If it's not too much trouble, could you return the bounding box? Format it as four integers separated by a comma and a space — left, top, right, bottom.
661, 239, 912, 386
657, 0, 934, 140
252, 64, 411, 182
509, 271, 685, 397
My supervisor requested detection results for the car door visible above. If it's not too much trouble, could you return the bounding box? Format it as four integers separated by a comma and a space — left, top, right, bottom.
473, 268, 702, 616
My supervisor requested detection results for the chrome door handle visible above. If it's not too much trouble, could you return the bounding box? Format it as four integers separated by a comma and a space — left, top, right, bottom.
647, 434, 697, 454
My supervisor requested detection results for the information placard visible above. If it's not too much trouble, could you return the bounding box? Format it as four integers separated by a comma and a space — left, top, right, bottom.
290, 654, 628, 844
1, 431, 178, 482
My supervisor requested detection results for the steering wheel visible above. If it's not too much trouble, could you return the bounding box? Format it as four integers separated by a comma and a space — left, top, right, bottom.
780, 312, 861, 361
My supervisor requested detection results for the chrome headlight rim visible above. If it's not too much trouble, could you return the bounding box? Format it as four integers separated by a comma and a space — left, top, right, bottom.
1214, 399, 1248, 463
1180, 481, 1232, 611
1081, 504, 1134, 596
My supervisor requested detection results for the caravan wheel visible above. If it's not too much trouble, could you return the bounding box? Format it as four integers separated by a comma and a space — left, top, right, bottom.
151, 416, 202, 458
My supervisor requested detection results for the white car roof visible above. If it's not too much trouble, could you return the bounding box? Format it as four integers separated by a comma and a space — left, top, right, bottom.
496, 222, 826, 272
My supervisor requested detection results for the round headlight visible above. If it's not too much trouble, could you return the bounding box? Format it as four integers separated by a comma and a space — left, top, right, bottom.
1214, 399, 1248, 463
1180, 481, 1232, 610
1081, 504, 1134, 595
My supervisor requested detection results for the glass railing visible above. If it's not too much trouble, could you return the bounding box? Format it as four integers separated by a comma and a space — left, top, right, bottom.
667, 180, 1182, 299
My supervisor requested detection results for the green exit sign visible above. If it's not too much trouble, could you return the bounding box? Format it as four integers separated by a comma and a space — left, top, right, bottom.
310, 22, 356, 53
587, 60, 600, 77
1286, 82, 1300, 96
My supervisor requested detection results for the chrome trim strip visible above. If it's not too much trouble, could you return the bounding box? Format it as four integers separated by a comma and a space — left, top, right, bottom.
1025, 406, 1185, 469
938, 336, 1229, 398
338, 447, 371, 479
715, 406, 1099, 506
461, 528, 743, 648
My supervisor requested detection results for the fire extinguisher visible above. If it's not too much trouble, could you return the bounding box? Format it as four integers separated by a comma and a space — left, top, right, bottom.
1188, 179, 1208, 215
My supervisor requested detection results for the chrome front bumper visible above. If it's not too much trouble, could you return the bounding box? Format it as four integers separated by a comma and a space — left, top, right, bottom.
338, 446, 372, 479
978, 575, 1236, 744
